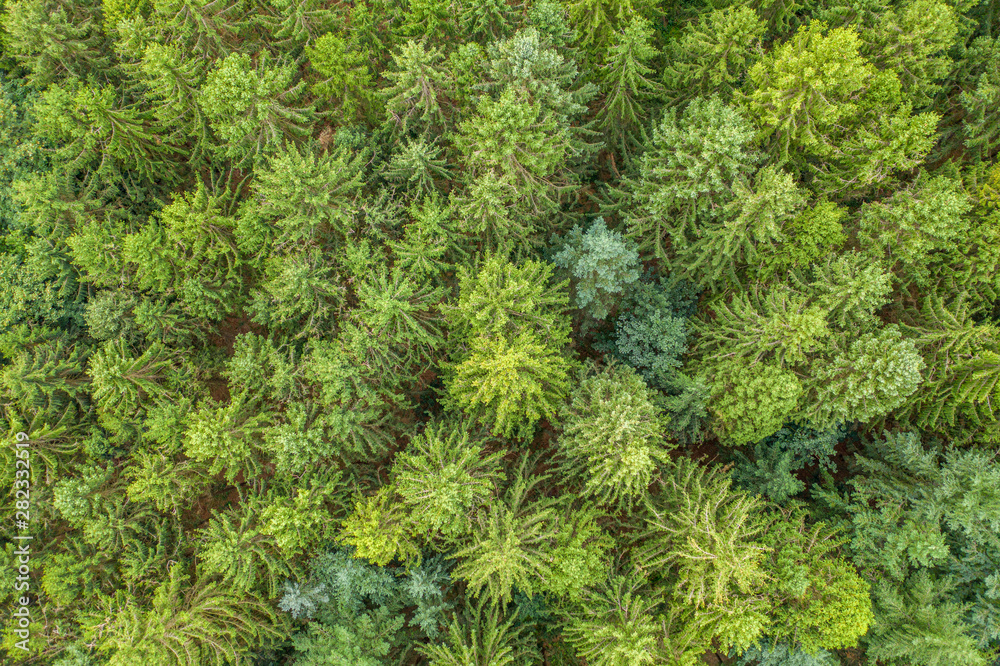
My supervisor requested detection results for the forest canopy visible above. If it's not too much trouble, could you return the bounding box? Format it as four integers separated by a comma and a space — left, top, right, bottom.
1, 0, 1000, 664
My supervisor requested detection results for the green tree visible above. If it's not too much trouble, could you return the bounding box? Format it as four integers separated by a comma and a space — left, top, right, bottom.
198, 52, 315, 167
867, 571, 989, 666
88, 339, 175, 435
444, 332, 574, 439
1, 0, 110, 88
305, 32, 379, 123
596, 17, 664, 152
393, 421, 504, 541
557, 362, 672, 507
382, 39, 451, 137
628, 96, 759, 259
638, 457, 769, 608
761, 507, 873, 652
80, 564, 286, 666
708, 357, 803, 445
804, 326, 925, 427
662, 7, 765, 103
561, 572, 663, 666
417, 597, 537, 666
454, 87, 572, 222
863, 0, 960, 107
552, 217, 640, 320
446, 254, 572, 347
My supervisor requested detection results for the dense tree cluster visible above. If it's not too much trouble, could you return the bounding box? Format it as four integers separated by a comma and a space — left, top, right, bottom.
1, 0, 999, 663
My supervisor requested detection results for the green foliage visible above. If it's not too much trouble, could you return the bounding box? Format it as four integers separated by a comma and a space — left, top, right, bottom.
382, 40, 451, 137
596, 17, 664, 152
749, 21, 939, 196
761, 508, 873, 651
393, 421, 504, 541
732, 425, 842, 503
558, 362, 672, 507
629, 96, 759, 259
447, 254, 572, 346
4, 0, 999, 662
552, 217, 641, 320
867, 571, 989, 666
709, 358, 803, 445
639, 457, 769, 609
340, 485, 423, 567
417, 597, 536, 665
81, 563, 286, 666
445, 332, 574, 439
451, 460, 611, 604
183, 399, 270, 483
198, 52, 314, 167
805, 326, 924, 427
663, 7, 765, 103
305, 32, 379, 123
561, 572, 663, 666
858, 171, 974, 288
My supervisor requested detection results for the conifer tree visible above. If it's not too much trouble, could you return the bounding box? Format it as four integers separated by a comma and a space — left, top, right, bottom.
198, 52, 315, 167
596, 17, 664, 153
80, 563, 286, 666
662, 7, 765, 103
628, 96, 759, 259
445, 332, 574, 439
382, 40, 451, 137
561, 572, 663, 666
552, 217, 641, 320
305, 32, 379, 123
557, 362, 672, 507
417, 597, 537, 666
638, 457, 769, 609
393, 421, 504, 542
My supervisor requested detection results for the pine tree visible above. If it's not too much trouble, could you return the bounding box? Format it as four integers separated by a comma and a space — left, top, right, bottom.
749, 22, 875, 164
553, 217, 641, 320
858, 171, 973, 289
393, 421, 504, 541
445, 332, 574, 439
867, 571, 988, 666
804, 326, 925, 427
628, 96, 759, 259
446, 254, 572, 347
246, 140, 368, 251
383, 140, 452, 196
595, 17, 664, 153
674, 165, 808, 291
761, 507, 873, 652
863, 0, 959, 107
339, 485, 423, 567
455, 88, 572, 220
33, 84, 183, 184
707, 357, 803, 445
197, 504, 294, 598
305, 32, 379, 123
198, 52, 315, 167
1, 0, 111, 88
257, 0, 342, 51
183, 398, 271, 483
557, 362, 672, 507
88, 339, 174, 434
